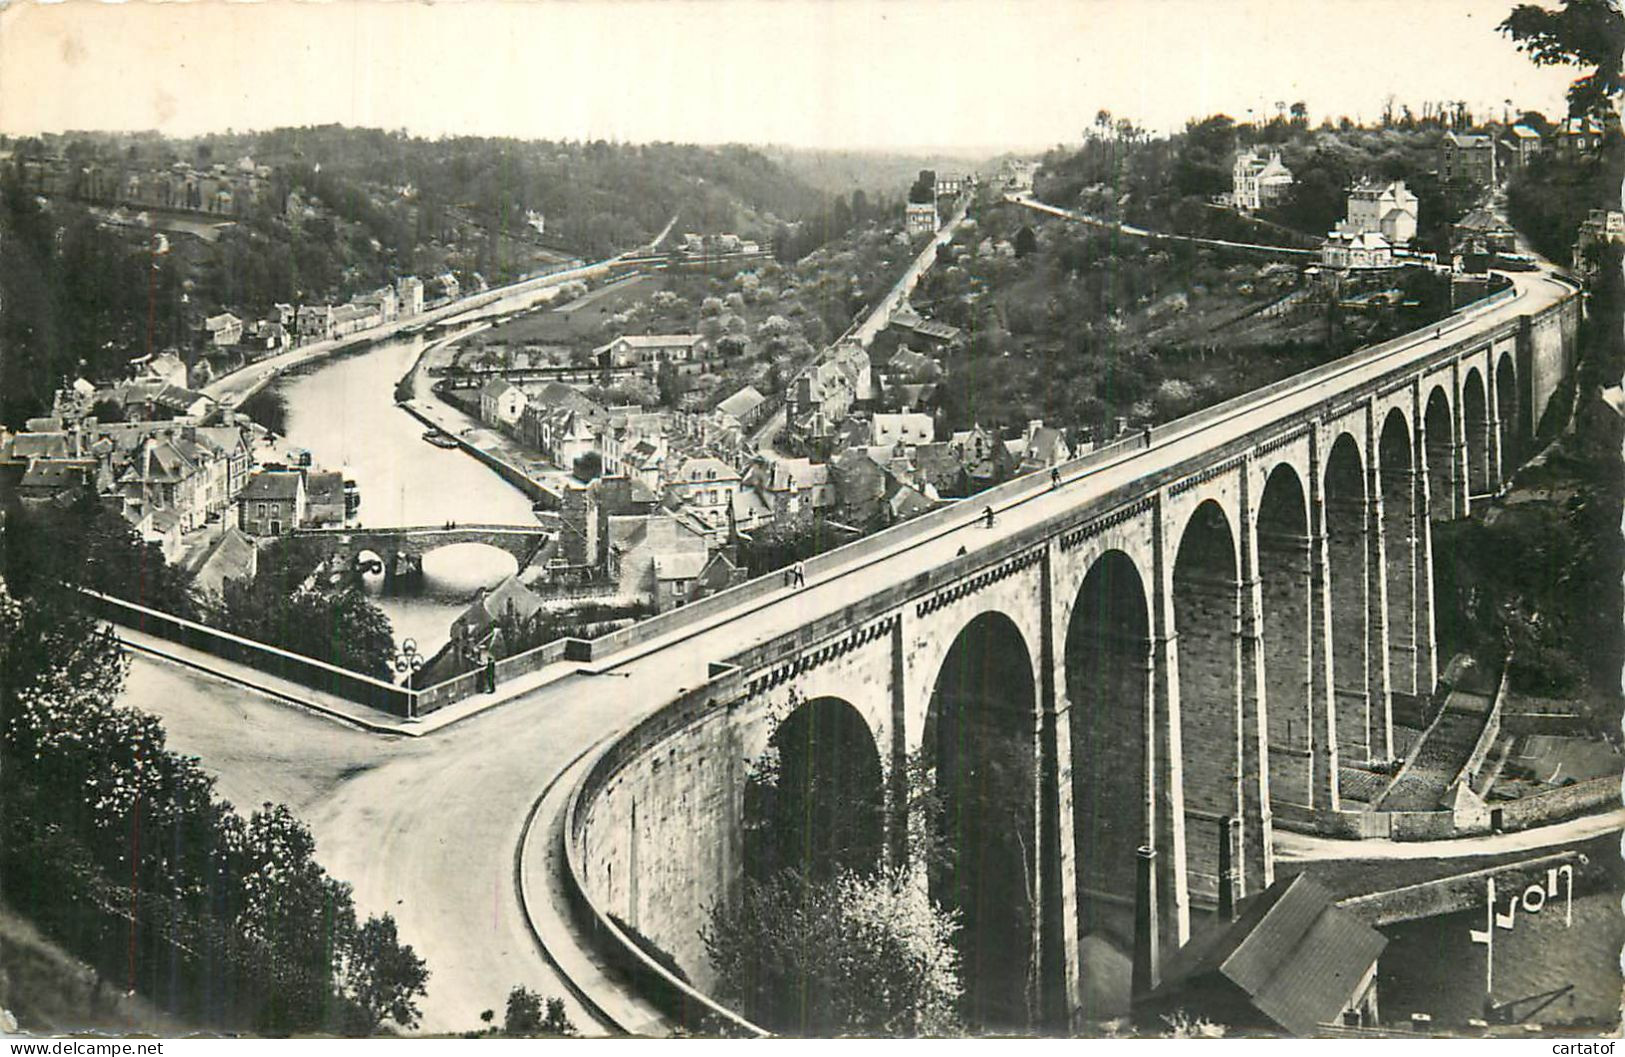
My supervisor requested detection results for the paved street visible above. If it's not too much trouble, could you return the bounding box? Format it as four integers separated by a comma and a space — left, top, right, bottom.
1276, 808, 1625, 862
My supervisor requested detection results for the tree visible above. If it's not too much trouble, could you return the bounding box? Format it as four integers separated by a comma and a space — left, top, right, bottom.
211, 539, 396, 679
702, 868, 962, 1037
5, 491, 197, 617
909, 170, 937, 204
572, 450, 603, 482
0, 562, 429, 1036
502, 986, 576, 1036
241, 388, 290, 435
850, 188, 870, 224
342, 915, 429, 1033
89, 397, 125, 422
1499, 1, 1624, 123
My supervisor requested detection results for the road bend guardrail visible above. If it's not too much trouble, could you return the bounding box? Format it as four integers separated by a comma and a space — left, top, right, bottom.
83, 587, 415, 716
562, 665, 770, 1037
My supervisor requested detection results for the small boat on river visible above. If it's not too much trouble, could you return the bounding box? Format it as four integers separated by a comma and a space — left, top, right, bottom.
422, 429, 460, 449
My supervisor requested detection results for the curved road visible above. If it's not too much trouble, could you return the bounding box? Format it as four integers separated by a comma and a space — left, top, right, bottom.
1007, 191, 1317, 258
137, 262, 1577, 1035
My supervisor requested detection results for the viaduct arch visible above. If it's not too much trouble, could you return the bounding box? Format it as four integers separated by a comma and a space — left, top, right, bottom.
564, 274, 1581, 1032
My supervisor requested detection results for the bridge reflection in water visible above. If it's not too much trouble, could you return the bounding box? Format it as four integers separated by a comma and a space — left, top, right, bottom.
565, 272, 1582, 1033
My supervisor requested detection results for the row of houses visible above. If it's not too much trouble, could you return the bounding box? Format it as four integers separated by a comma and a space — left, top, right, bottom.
14, 154, 274, 216
676, 232, 763, 257
0, 412, 262, 562
1439, 116, 1613, 187
197, 275, 432, 359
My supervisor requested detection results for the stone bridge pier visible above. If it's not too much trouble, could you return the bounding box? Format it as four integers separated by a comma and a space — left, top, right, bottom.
567, 287, 1582, 1034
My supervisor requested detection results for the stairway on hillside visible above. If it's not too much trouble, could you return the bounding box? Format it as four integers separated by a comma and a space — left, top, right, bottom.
1373, 689, 1493, 811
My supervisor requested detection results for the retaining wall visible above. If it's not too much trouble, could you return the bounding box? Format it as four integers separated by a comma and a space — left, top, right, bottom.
86, 588, 416, 716
1339, 849, 1594, 927
1497, 776, 1618, 831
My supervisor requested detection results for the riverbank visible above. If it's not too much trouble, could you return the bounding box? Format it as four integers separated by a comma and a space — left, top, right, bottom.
202, 240, 669, 417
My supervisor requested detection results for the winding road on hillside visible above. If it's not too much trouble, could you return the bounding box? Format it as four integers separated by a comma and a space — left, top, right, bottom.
1007, 190, 1318, 258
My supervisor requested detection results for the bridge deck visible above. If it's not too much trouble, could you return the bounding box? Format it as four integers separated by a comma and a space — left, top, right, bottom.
570, 267, 1572, 687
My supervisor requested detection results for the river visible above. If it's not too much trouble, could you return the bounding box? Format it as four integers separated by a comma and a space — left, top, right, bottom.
269, 333, 537, 660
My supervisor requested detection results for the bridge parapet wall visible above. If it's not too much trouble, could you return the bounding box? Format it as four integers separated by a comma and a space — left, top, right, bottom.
565, 666, 771, 1034
1526, 295, 1582, 430
291, 524, 550, 563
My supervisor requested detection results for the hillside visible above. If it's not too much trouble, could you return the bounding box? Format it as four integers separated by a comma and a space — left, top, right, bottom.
1034, 115, 1498, 254
0, 128, 863, 426
908, 193, 1455, 438
760, 146, 996, 198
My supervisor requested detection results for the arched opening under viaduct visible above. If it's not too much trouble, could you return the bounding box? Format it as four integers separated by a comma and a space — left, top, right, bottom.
1064, 549, 1150, 1020
1380, 410, 1421, 701
1424, 386, 1457, 522
1256, 465, 1315, 809
744, 695, 885, 885
1497, 353, 1520, 478
1463, 368, 1493, 497
1171, 500, 1242, 912
924, 611, 1047, 1031
1324, 434, 1374, 766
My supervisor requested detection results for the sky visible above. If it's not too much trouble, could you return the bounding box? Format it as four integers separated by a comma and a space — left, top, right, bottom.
0, 0, 1583, 151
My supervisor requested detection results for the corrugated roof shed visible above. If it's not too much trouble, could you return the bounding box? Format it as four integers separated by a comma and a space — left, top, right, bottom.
1146, 873, 1386, 1037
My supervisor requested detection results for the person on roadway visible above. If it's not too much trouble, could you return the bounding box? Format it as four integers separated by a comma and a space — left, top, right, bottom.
1051, 467, 1062, 489
983, 506, 996, 529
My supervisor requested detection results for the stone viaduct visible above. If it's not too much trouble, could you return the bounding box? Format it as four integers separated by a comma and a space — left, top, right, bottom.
563, 270, 1583, 1031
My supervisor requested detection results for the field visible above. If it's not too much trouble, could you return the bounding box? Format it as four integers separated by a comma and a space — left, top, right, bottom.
471, 274, 655, 348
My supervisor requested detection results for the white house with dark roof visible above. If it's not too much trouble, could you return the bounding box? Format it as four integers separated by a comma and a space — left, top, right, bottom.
1231, 149, 1293, 210
595, 334, 710, 370
203, 312, 243, 348
479, 378, 527, 428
